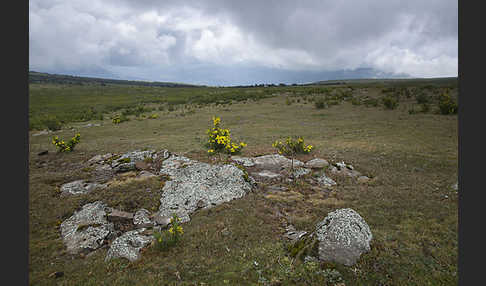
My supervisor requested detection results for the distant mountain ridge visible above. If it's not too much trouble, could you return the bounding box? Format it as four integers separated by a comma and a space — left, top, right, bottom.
29, 71, 203, 88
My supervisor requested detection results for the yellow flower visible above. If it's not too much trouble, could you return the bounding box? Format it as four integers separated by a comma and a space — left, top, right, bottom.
208, 149, 214, 153
169, 227, 174, 234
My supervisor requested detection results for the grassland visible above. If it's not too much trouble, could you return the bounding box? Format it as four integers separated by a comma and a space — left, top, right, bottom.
29, 77, 458, 285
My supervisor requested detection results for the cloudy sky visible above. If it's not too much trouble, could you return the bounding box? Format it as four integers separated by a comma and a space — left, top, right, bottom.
29, 0, 457, 86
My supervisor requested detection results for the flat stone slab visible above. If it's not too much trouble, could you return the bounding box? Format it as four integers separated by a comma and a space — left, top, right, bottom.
253, 170, 282, 179
252, 154, 304, 170
158, 155, 253, 223
305, 158, 329, 169
60, 201, 114, 255
315, 208, 372, 266
105, 229, 153, 262
315, 173, 337, 187
60, 180, 106, 196
231, 156, 256, 167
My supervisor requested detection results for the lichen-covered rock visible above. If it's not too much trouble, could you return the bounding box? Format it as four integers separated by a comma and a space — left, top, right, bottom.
252, 154, 304, 170
315, 208, 372, 266
60, 201, 114, 254
305, 158, 329, 169
133, 209, 153, 226
137, 171, 156, 179
231, 156, 256, 167
60, 180, 106, 196
158, 156, 254, 223
315, 173, 337, 187
105, 229, 153, 262
292, 167, 311, 178
159, 155, 198, 177
252, 170, 281, 179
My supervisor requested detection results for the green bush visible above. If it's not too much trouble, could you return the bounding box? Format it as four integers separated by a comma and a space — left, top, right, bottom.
112, 114, 129, 124
351, 97, 361, 105
438, 93, 458, 115
415, 93, 429, 104
314, 98, 327, 109
364, 98, 379, 107
382, 96, 399, 110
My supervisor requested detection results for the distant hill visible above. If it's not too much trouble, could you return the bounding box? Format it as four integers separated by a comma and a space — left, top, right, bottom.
29, 71, 203, 88
311, 77, 458, 87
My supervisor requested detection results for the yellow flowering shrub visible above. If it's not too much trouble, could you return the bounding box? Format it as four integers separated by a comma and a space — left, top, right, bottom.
272, 136, 313, 156
52, 133, 81, 152
153, 214, 184, 251
206, 116, 247, 155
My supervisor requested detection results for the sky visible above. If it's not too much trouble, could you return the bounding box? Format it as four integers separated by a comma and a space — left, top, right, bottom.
29, 0, 458, 86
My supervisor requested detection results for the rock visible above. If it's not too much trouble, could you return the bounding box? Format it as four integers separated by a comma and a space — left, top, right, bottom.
159, 154, 198, 177
113, 162, 136, 173
135, 161, 150, 170
284, 229, 308, 241
106, 209, 134, 223
88, 153, 113, 165
152, 213, 171, 227
60, 180, 106, 196
291, 167, 310, 178
105, 229, 153, 262
133, 209, 153, 226
252, 154, 304, 170
335, 161, 347, 170
315, 208, 372, 266
231, 156, 256, 167
37, 150, 48, 156
158, 156, 253, 223
138, 171, 156, 178
48, 272, 64, 278
305, 158, 329, 169
252, 170, 281, 179
60, 201, 115, 255
452, 182, 458, 191
330, 166, 361, 178
315, 173, 337, 187
357, 176, 370, 184
157, 149, 171, 160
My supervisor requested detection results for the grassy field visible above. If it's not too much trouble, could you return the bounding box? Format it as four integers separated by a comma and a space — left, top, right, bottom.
29, 78, 458, 285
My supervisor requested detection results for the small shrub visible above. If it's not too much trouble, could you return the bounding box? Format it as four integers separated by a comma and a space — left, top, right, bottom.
415, 93, 429, 104
52, 133, 81, 152
314, 98, 327, 109
153, 214, 184, 251
148, 114, 158, 119
438, 92, 458, 115
364, 98, 379, 107
112, 114, 129, 124
273, 136, 313, 173
285, 97, 292, 105
420, 103, 430, 113
351, 97, 361, 106
382, 96, 399, 110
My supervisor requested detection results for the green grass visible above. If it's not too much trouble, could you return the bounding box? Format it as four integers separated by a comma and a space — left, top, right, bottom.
29, 79, 458, 285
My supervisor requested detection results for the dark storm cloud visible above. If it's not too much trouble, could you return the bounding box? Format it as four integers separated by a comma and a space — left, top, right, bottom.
29, 0, 457, 85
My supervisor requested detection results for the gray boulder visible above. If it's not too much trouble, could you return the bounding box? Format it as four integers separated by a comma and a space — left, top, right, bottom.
253, 154, 304, 170
315, 173, 337, 187
315, 208, 372, 266
305, 158, 329, 169
60, 180, 106, 196
133, 209, 153, 226
231, 156, 256, 167
158, 156, 254, 223
60, 201, 114, 255
105, 229, 153, 262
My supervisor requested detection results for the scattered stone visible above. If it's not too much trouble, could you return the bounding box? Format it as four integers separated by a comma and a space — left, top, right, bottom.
305, 158, 329, 169
60, 180, 106, 196
335, 161, 347, 170
315, 173, 337, 187
152, 214, 171, 227
133, 209, 152, 226
284, 229, 308, 241
60, 201, 115, 255
252, 154, 304, 170
291, 167, 311, 178
253, 170, 281, 179
88, 153, 113, 165
357, 176, 370, 184
158, 156, 253, 223
106, 209, 134, 223
37, 150, 48, 156
315, 208, 372, 266
452, 182, 458, 191
231, 156, 256, 167
105, 229, 153, 262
